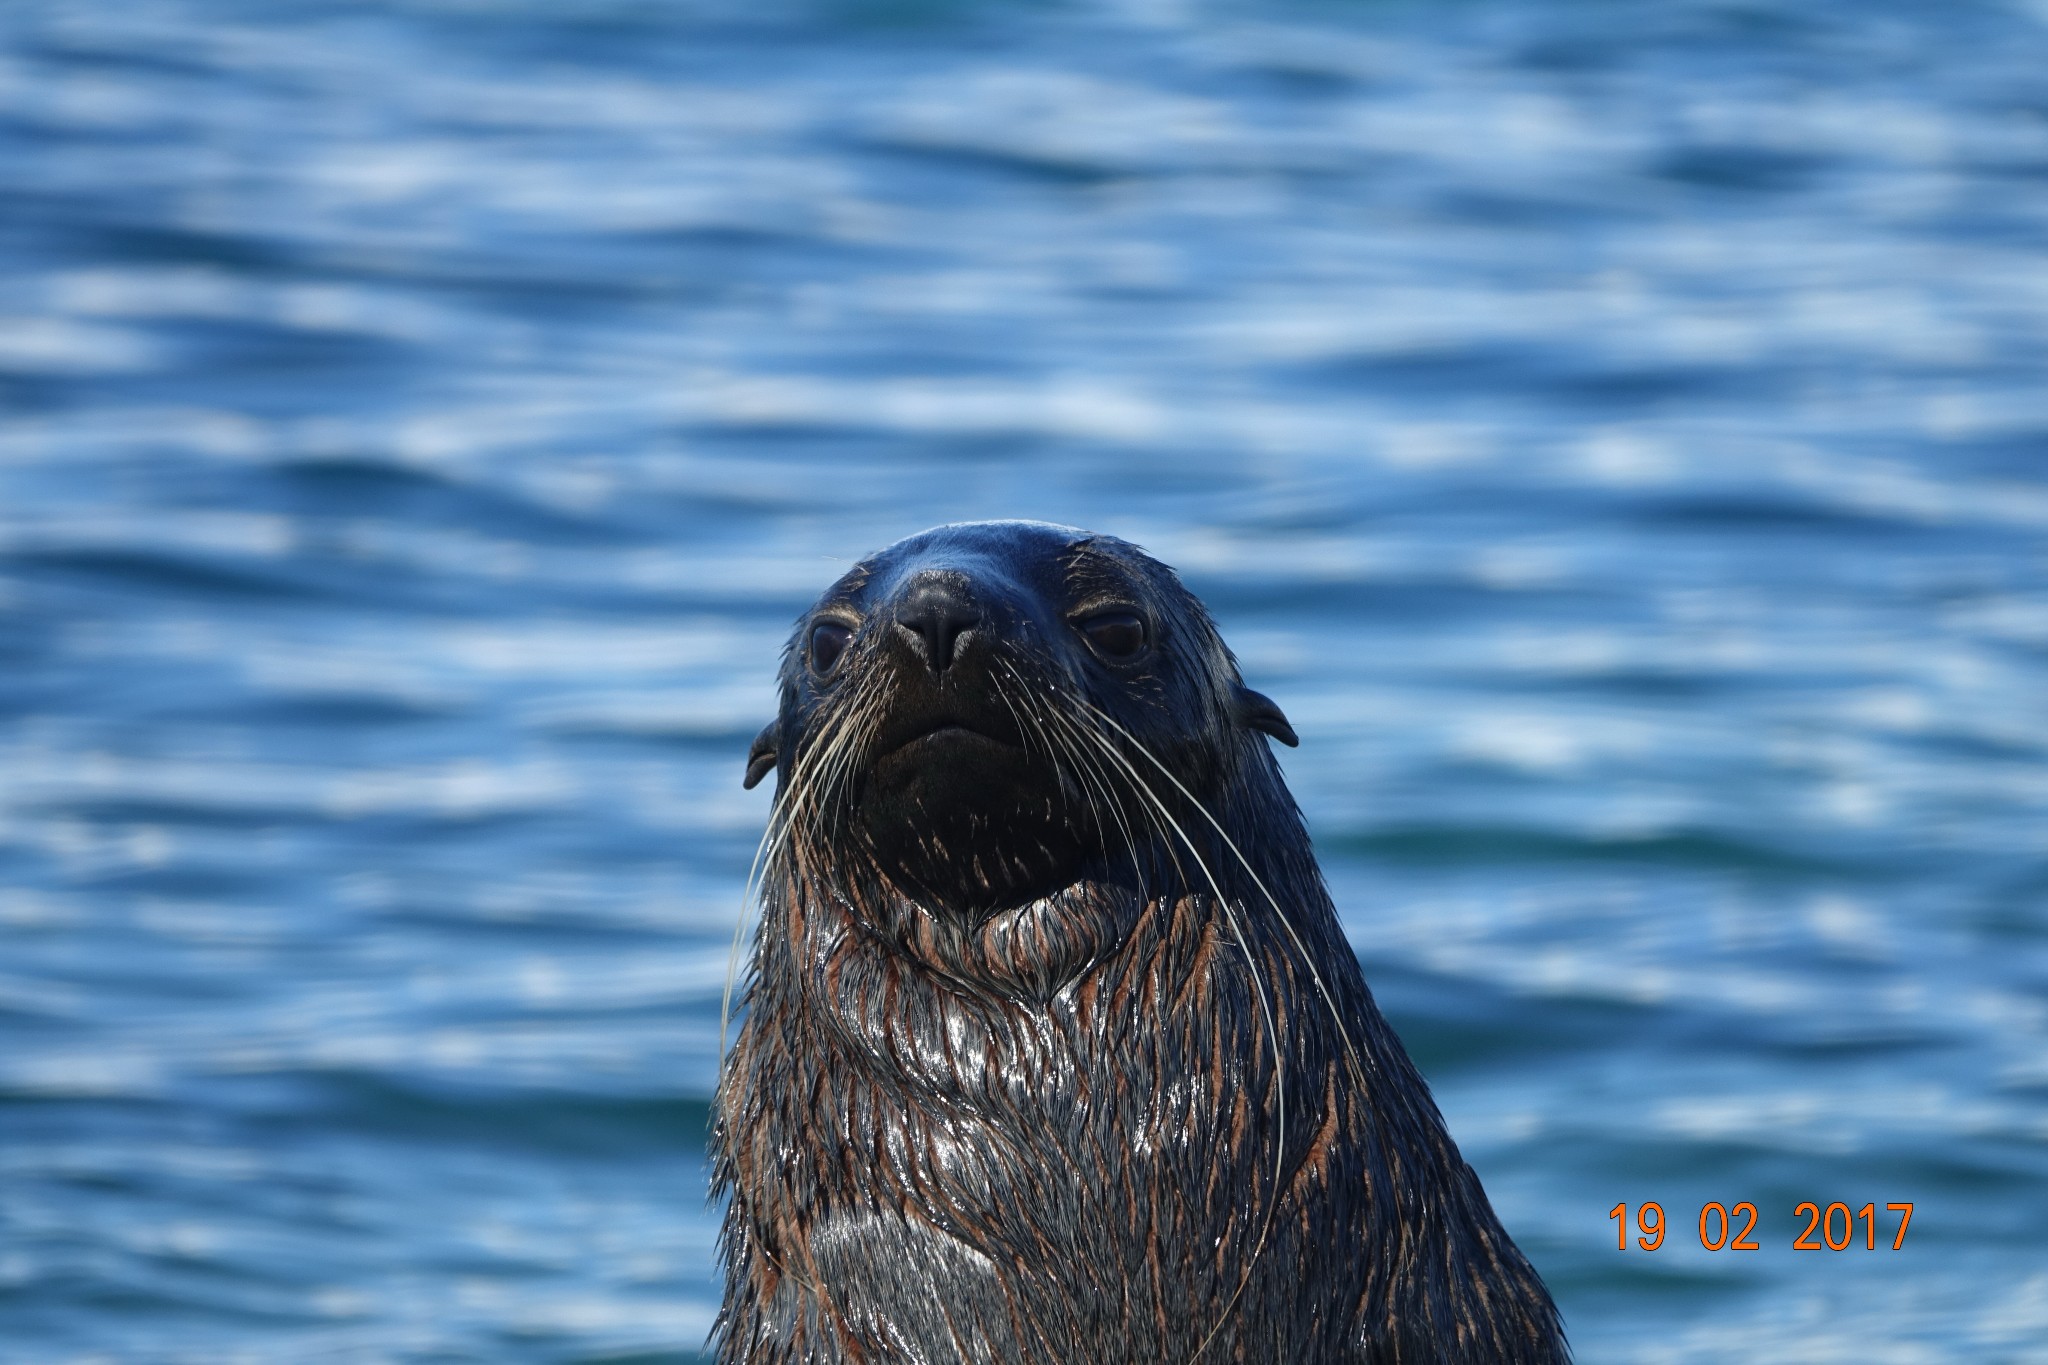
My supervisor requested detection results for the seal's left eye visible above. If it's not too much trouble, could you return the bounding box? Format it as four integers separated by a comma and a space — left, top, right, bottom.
810, 621, 853, 675
1077, 611, 1146, 661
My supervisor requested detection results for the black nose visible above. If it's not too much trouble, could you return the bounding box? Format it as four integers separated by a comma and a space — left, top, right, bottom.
894, 573, 981, 676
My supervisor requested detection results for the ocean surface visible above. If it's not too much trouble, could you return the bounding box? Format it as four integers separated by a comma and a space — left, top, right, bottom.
3, 0, 2047, 1360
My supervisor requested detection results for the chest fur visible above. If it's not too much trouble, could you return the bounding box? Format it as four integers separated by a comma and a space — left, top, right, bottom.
718, 903, 1377, 1364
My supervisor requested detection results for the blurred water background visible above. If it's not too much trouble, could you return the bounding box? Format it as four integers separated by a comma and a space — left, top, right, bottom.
3, 0, 2048, 1360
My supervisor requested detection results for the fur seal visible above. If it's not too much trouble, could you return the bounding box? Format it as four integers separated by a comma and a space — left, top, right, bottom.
712, 520, 1567, 1364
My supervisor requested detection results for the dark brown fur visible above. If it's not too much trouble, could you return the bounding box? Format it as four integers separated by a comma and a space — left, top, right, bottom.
712, 521, 1566, 1364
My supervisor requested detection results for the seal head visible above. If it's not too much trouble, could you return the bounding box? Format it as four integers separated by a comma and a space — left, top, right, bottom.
743, 519, 1295, 987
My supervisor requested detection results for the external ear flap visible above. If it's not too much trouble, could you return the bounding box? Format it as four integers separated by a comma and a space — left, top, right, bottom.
1236, 686, 1299, 748
742, 720, 779, 790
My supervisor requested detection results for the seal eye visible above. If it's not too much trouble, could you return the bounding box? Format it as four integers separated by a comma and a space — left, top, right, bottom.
1077, 611, 1146, 662
810, 621, 853, 675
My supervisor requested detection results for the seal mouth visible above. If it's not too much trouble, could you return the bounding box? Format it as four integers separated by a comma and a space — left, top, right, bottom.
882, 717, 1010, 757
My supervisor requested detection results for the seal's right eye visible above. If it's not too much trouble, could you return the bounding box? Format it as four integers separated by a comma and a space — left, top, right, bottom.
809, 621, 853, 675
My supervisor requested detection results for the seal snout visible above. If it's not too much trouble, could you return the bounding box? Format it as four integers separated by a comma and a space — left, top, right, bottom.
892, 571, 983, 677
873, 569, 1011, 754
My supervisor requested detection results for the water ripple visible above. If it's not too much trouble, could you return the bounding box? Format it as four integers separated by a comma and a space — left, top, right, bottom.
3, 0, 2046, 1360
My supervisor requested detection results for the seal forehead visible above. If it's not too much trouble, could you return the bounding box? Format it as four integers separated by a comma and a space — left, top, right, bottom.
838, 520, 1095, 608
883, 520, 1091, 567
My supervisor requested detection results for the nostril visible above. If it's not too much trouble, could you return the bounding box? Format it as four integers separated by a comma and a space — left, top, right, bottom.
897, 581, 981, 675
898, 610, 978, 673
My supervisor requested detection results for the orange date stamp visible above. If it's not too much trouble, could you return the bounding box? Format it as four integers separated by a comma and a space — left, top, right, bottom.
1608, 1201, 1914, 1251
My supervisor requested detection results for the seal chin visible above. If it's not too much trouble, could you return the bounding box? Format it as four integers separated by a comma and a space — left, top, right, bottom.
854, 743, 1086, 916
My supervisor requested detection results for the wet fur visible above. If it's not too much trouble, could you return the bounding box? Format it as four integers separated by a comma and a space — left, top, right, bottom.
712, 522, 1567, 1364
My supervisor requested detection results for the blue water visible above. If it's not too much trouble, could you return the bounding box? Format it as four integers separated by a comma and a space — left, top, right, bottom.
3, 0, 2047, 1359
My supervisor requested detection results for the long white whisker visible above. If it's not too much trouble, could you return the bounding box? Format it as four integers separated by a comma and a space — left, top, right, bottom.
719, 675, 891, 1074
1079, 698, 1373, 1098
720, 785, 795, 1076
996, 660, 1129, 878
1032, 699, 1287, 1365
